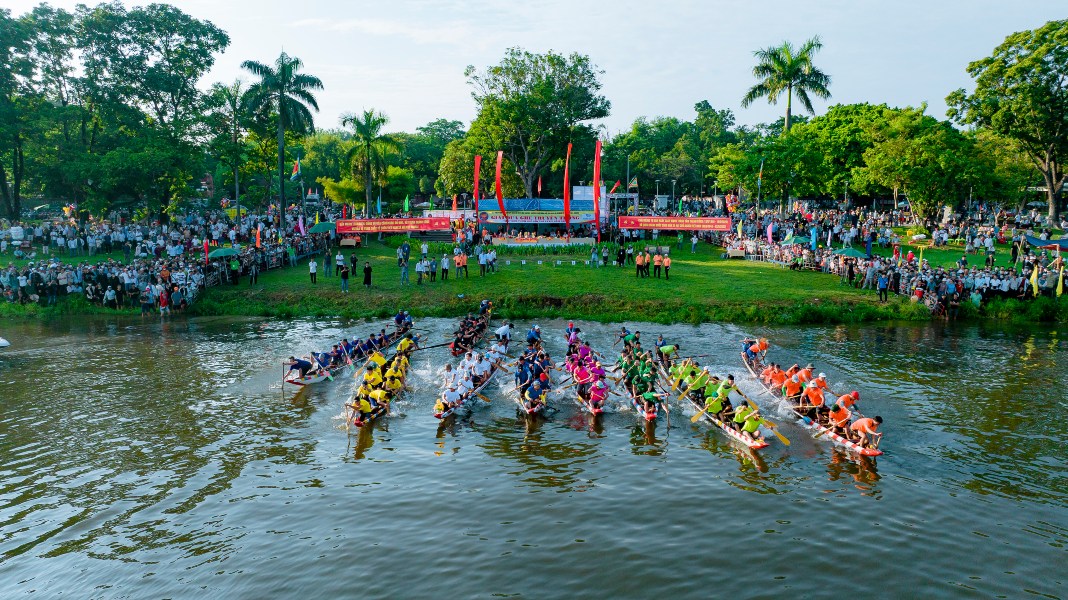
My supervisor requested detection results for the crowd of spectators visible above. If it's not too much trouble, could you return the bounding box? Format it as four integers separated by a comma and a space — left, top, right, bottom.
1, 207, 330, 311
721, 205, 1065, 316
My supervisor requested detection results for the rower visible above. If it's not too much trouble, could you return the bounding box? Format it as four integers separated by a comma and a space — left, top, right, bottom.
393, 310, 406, 328
471, 354, 491, 386
827, 403, 852, 435
384, 374, 404, 396
396, 333, 416, 353
613, 326, 631, 347
622, 330, 641, 350
836, 390, 861, 414
640, 390, 663, 414
739, 406, 764, 441
657, 343, 680, 369
770, 365, 788, 389
458, 372, 475, 399
589, 380, 608, 410
438, 383, 463, 413
524, 380, 545, 411
479, 299, 492, 315
798, 382, 826, 419
495, 322, 513, 342
744, 337, 768, 364
730, 402, 754, 431
783, 375, 803, 402
576, 340, 594, 363
526, 324, 542, 346
797, 363, 814, 383
566, 327, 582, 354
349, 395, 374, 424
574, 361, 593, 399
402, 311, 414, 329
459, 351, 475, 374
850, 416, 884, 447
441, 364, 459, 390
286, 356, 314, 378
367, 388, 390, 414
564, 320, 577, 342
515, 357, 532, 397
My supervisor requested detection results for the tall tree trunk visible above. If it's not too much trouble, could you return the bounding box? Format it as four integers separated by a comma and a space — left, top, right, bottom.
784, 83, 793, 133
364, 149, 372, 218
0, 160, 14, 219
276, 116, 285, 210
13, 132, 23, 217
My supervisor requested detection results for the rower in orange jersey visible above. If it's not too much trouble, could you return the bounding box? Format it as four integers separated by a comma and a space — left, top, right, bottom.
811, 372, 830, 391
759, 363, 775, 382
836, 390, 861, 414
796, 364, 813, 383
827, 403, 852, 434
785, 363, 800, 379
799, 382, 826, 418
770, 365, 788, 389
744, 337, 768, 363
850, 416, 884, 448
782, 375, 803, 402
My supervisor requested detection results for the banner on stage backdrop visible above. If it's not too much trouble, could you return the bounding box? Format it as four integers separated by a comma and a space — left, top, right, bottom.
336, 217, 451, 233
478, 211, 595, 224
617, 216, 732, 231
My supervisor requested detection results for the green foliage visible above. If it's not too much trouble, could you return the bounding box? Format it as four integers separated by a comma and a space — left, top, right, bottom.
465, 48, 610, 198
342, 109, 401, 216
947, 19, 1068, 219
858, 106, 980, 220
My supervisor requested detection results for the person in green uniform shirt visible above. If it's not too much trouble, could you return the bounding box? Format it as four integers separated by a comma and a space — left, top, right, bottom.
229, 257, 240, 285
658, 343, 680, 369
741, 409, 764, 441
731, 403, 752, 431
640, 391, 664, 414
622, 331, 641, 350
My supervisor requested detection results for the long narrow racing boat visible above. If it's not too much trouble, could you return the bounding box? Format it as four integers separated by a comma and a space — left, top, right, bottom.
352, 349, 412, 427
684, 387, 769, 450
285, 326, 411, 386
741, 353, 881, 456
435, 339, 509, 419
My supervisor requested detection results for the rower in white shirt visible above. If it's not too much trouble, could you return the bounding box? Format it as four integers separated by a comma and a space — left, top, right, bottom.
441, 364, 460, 390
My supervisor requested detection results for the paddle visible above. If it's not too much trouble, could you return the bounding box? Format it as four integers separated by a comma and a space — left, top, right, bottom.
414, 341, 454, 351
676, 372, 711, 404
312, 354, 334, 381
669, 360, 693, 391
476, 392, 492, 403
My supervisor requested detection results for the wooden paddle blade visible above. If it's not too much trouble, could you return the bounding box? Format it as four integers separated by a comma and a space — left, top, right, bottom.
476, 393, 491, 403
691, 407, 708, 423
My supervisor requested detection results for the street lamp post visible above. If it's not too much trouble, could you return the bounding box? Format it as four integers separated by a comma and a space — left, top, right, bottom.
844, 180, 849, 209
671, 180, 677, 212
655, 180, 660, 211
713, 180, 718, 198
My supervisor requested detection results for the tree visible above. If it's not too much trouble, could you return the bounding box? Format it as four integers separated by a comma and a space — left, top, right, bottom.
947, 19, 1068, 220
465, 48, 610, 198
242, 52, 323, 209
859, 106, 979, 222
0, 8, 31, 218
206, 80, 251, 210
741, 36, 831, 133
342, 109, 401, 217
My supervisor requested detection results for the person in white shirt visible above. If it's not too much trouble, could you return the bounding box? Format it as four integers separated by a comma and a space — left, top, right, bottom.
440, 254, 450, 281
495, 323, 513, 342
441, 364, 459, 390
421, 242, 429, 258
488, 249, 497, 272
439, 384, 463, 413
479, 251, 488, 276
458, 352, 475, 374
335, 251, 344, 275
309, 258, 318, 284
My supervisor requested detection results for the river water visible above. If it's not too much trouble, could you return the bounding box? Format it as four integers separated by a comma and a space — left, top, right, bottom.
0, 316, 1064, 599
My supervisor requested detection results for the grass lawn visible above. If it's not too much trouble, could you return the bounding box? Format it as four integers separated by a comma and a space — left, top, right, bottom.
193, 240, 930, 324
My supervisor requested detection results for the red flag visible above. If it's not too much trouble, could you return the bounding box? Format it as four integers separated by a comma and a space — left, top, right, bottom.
342, 204, 347, 219
495, 151, 508, 225
537, 176, 542, 196
593, 139, 602, 243
609, 180, 621, 195
473, 155, 482, 220
452, 194, 458, 212
563, 143, 572, 233
203, 239, 209, 264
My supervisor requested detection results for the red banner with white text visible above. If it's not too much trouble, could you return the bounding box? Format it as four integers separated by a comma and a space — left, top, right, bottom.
336, 218, 451, 233
617, 216, 732, 231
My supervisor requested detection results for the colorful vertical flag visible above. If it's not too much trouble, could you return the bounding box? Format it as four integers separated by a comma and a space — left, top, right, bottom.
537, 176, 542, 197
473, 155, 482, 220
203, 239, 209, 264
403, 195, 409, 212
592, 140, 602, 243
757, 157, 764, 198
1057, 265, 1064, 297
627, 177, 638, 189
256, 224, 262, 248
451, 194, 458, 212
342, 204, 347, 219
1031, 265, 1040, 295
314, 212, 320, 225
495, 151, 508, 225
678, 197, 684, 214
563, 143, 572, 233
290, 156, 301, 181
609, 180, 621, 195
736, 219, 743, 238
298, 214, 306, 236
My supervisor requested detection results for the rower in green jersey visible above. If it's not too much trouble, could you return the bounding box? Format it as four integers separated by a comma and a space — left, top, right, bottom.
740, 409, 764, 441
640, 391, 663, 413
622, 331, 641, 349
731, 403, 752, 431
657, 343, 680, 369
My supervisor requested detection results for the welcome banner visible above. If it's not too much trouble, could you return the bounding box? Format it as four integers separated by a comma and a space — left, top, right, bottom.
617, 216, 732, 231
336, 218, 451, 233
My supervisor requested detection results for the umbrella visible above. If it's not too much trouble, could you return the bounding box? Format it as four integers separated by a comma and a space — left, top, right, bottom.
781, 235, 799, 245
208, 247, 240, 258
309, 221, 336, 233
833, 247, 869, 258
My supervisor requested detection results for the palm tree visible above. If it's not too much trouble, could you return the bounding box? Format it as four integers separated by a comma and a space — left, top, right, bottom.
741, 37, 831, 133
241, 52, 323, 207
342, 110, 401, 217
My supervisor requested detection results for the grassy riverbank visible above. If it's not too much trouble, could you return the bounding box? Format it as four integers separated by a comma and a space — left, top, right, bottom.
184, 240, 1063, 325
4, 238, 1064, 324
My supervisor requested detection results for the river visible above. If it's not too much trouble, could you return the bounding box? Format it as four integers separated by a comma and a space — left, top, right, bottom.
0, 315, 1065, 599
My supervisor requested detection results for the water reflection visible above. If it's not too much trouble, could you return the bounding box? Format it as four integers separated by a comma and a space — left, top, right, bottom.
826, 449, 881, 495
475, 417, 600, 493
628, 422, 665, 455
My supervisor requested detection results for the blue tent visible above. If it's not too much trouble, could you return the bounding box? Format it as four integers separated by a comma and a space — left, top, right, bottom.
1025, 235, 1068, 251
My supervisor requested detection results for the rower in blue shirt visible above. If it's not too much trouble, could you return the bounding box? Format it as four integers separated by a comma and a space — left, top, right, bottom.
287, 356, 314, 377
526, 324, 542, 346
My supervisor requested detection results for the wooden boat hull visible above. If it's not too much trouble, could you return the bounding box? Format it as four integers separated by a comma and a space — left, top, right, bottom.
685, 391, 769, 450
